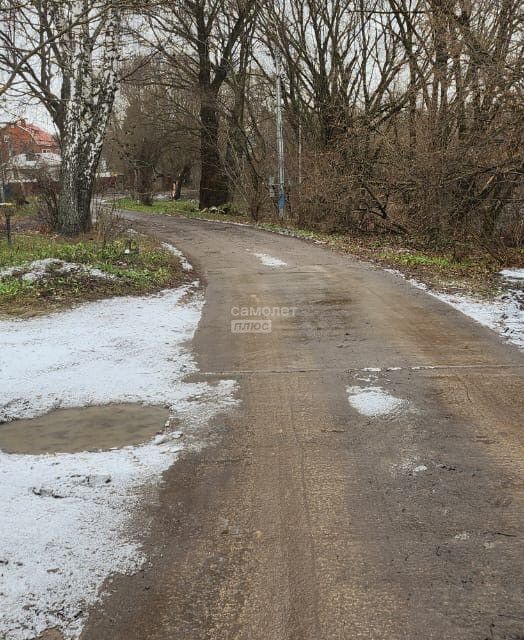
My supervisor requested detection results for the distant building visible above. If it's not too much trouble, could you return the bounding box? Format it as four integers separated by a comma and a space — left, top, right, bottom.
5, 151, 62, 183
0, 121, 61, 198
0, 119, 121, 199
0, 119, 59, 164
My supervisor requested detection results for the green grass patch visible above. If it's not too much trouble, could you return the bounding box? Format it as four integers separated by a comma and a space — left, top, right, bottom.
0, 233, 188, 317
376, 249, 497, 275
256, 222, 317, 238
379, 251, 453, 269
115, 197, 252, 224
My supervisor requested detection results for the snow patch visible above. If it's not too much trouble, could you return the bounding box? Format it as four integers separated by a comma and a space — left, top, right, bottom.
0, 258, 115, 283
392, 457, 428, 477
346, 385, 405, 417
454, 532, 470, 541
0, 287, 205, 422
413, 464, 428, 473
0, 445, 176, 639
356, 375, 375, 383
384, 268, 404, 277
161, 242, 193, 271
0, 286, 237, 639
499, 268, 524, 281
251, 252, 288, 268
432, 289, 524, 349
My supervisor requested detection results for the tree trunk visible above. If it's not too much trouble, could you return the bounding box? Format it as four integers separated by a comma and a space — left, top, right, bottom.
57, 142, 93, 234
173, 165, 190, 200
199, 96, 229, 208
54, 1, 120, 234
137, 164, 155, 205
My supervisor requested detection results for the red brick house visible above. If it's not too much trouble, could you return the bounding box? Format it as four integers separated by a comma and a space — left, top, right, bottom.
0, 119, 59, 164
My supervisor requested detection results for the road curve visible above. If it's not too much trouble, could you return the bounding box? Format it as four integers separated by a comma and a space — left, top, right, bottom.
81, 213, 524, 640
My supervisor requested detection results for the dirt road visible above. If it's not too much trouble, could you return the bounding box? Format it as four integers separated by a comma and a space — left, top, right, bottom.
82, 213, 524, 640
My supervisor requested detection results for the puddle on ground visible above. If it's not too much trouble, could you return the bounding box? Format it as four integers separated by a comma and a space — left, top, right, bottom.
0, 404, 169, 455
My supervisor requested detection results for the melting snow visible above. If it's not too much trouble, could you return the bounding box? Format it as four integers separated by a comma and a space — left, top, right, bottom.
454, 532, 470, 541
413, 464, 428, 473
499, 268, 524, 281
431, 290, 524, 349
0, 258, 115, 282
386, 269, 524, 349
392, 457, 429, 477
161, 242, 193, 271
0, 285, 237, 639
252, 252, 288, 267
346, 385, 405, 417
0, 286, 208, 422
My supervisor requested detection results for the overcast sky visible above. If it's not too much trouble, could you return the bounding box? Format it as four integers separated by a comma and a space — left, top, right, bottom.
0, 97, 56, 133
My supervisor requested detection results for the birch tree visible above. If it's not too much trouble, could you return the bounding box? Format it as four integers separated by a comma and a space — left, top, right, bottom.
0, 0, 123, 233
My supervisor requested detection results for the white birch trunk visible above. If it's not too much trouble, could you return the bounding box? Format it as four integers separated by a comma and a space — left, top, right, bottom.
57, 0, 121, 234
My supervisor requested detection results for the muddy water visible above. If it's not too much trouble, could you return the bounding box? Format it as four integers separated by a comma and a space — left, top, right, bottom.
0, 404, 170, 455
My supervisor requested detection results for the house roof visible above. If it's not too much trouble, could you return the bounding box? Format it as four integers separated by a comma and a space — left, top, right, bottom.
4, 119, 58, 148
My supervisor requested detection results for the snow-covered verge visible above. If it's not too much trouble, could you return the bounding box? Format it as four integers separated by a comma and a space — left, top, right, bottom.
386, 268, 524, 349
162, 242, 193, 271
0, 282, 237, 639
499, 268, 524, 281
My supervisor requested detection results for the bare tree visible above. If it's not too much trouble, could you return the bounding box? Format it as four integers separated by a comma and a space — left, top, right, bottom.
144, 0, 257, 208
0, 0, 124, 233
0, 0, 92, 97
106, 58, 198, 204
251, 0, 523, 243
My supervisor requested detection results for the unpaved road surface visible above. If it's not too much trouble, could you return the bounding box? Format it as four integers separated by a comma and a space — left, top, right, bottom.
82, 213, 524, 640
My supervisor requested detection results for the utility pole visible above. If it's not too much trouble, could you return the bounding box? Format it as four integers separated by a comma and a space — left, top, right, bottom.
275, 54, 285, 219
298, 118, 303, 189
0, 169, 5, 203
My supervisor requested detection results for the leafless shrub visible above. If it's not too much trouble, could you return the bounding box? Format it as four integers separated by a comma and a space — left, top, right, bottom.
35, 172, 60, 231
93, 198, 126, 247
